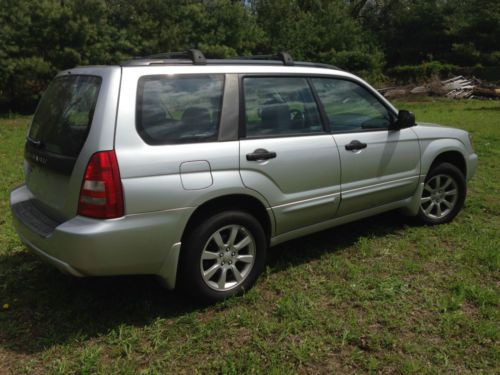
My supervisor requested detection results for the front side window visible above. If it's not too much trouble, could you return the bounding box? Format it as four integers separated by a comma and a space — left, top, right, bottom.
137, 74, 224, 144
312, 78, 393, 132
243, 77, 323, 137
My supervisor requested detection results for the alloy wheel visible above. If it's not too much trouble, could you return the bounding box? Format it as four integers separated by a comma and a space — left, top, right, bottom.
199, 224, 256, 291
420, 174, 458, 220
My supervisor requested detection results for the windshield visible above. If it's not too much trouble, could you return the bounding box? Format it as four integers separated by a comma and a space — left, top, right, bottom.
29, 75, 102, 157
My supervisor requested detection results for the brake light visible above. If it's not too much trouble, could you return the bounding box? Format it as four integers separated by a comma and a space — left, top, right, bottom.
78, 150, 124, 219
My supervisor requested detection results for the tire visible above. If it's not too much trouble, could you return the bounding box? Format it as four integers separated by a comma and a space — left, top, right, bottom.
417, 162, 466, 225
177, 210, 267, 303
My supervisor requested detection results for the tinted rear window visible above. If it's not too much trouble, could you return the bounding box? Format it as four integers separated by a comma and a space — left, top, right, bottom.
243, 77, 323, 137
29, 75, 102, 157
136, 74, 224, 145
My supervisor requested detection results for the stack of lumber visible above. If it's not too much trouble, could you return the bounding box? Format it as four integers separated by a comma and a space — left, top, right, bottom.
379, 76, 500, 99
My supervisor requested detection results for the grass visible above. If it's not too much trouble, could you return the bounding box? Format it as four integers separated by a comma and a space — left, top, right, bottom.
0, 99, 499, 374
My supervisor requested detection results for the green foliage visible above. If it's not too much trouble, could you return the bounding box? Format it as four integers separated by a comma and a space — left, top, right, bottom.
6, 57, 55, 113
319, 49, 386, 83
444, 0, 500, 64
254, 0, 384, 78
360, 0, 500, 72
389, 61, 458, 83
0, 0, 264, 112
0, 0, 499, 111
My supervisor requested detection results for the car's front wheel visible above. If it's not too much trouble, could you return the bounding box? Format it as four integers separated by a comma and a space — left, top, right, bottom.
178, 210, 267, 303
418, 162, 466, 225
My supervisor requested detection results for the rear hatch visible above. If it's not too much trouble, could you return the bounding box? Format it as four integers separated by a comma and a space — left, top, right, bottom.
24, 69, 119, 221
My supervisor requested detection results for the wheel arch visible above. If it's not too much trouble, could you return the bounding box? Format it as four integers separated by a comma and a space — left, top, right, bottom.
420, 139, 468, 179
403, 142, 468, 217
428, 150, 467, 178
181, 194, 274, 245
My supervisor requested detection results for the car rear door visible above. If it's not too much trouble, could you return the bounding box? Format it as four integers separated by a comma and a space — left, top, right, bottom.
23, 67, 121, 220
311, 77, 420, 216
238, 76, 341, 235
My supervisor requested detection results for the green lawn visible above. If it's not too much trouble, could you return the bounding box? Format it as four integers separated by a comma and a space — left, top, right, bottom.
0, 99, 499, 374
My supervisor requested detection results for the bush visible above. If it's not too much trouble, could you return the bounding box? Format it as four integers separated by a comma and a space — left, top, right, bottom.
5, 57, 55, 113
388, 61, 458, 84
1, 0, 498, 112
319, 49, 386, 84
485, 51, 500, 66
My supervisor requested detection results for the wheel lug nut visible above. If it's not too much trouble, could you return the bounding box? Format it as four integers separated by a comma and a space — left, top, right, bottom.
231, 252, 235, 256
228, 261, 232, 265
221, 262, 224, 265
219, 253, 223, 257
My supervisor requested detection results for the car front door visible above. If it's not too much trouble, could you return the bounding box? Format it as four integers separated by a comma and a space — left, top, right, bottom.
311, 77, 420, 217
239, 76, 341, 235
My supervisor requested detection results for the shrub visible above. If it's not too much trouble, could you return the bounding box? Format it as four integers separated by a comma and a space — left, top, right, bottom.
4, 57, 55, 113
388, 61, 458, 84
319, 49, 386, 84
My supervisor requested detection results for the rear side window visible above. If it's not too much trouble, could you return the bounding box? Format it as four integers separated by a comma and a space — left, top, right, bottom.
243, 77, 323, 138
311, 78, 392, 132
29, 75, 101, 157
137, 75, 224, 145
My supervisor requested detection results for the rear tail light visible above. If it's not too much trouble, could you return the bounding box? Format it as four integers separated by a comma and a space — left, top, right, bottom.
78, 150, 124, 219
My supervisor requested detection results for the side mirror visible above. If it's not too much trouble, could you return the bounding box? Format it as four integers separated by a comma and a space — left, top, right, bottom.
390, 109, 416, 130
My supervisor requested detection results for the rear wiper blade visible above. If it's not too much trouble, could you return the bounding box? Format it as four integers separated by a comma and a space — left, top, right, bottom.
26, 136, 44, 149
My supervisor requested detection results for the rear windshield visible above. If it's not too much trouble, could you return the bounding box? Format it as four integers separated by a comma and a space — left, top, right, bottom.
29, 75, 102, 157
136, 74, 224, 145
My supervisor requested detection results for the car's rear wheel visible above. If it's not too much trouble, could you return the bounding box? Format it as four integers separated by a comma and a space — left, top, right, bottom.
178, 210, 267, 303
418, 162, 466, 225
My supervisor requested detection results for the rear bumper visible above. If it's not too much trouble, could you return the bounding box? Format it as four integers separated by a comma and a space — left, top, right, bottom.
10, 185, 193, 289
19, 234, 85, 277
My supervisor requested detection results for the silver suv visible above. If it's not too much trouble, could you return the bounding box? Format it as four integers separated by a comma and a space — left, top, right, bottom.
10, 50, 478, 302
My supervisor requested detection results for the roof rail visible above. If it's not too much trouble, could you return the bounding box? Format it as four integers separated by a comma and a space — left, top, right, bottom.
151, 49, 207, 64
131, 49, 207, 65
122, 49, 341, 70
233, 52, 294, 66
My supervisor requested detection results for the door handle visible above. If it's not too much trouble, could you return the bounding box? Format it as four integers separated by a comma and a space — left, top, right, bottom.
246, 148, 277, 161
345, 140, 367, 151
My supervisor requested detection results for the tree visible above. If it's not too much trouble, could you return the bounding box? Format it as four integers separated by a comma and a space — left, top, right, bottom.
443, 0, 500, 66
253, 0, 384, 80
1, 0, 498, 112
